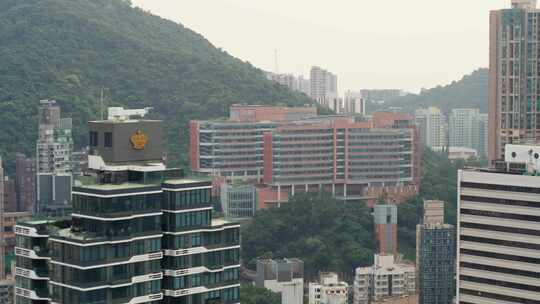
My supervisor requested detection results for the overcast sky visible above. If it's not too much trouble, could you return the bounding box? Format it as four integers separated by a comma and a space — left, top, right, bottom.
132, 0, 510, 93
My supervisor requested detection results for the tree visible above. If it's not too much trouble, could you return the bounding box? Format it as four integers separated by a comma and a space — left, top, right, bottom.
241, 284, 281, 304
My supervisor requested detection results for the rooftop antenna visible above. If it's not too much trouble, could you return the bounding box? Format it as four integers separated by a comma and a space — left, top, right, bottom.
100, 87, 104, 120
274, 49, 279, 74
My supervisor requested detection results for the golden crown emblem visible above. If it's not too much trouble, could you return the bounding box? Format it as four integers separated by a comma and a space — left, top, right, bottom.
130, 130, 149, 150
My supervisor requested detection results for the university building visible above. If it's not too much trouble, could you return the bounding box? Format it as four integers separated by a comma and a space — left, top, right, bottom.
15, 107, 240, 304
191, 105, 421, 207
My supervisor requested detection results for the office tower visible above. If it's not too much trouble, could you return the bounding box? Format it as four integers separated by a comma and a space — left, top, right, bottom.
192, 106, 421, 207
489, 0, 540, 161
255, 258, 304, 304
416, 200, 455, 304
15, 107, 241, 304
308, 272, 348, 304
353, 255, 416, 304
343, 91, 366, 115
36, 100, 73, 216
220, 182, 258, 218
415, 107, 447, 150
310, 66, 338, 101
15, 153, 36, 212
373, 204, 398, 257
457, 143, 540, 303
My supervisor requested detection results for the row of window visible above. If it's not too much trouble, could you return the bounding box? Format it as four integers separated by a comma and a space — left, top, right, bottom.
162, 249, 240, 270
73, 193, 162, 216
51, 280, 160, 304
50, 260, 161, 286
50, 238, 161, 264
89, 131, 113, 148
163, 189, 211, 210
162, 210, 211, 232
72, 215, 161, 238
163, 268, 239, 289
162, 229, 239, 250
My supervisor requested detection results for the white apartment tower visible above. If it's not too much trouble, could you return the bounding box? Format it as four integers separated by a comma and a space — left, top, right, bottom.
457, 144, 540, 303
414, 107, 447, 150
310, 66, 338, 101
353, 255, 416, 304
309, 272, 348, 304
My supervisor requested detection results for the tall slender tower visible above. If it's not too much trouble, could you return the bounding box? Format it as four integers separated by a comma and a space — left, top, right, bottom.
489, 0, 540, 161
0, 157, 5, 280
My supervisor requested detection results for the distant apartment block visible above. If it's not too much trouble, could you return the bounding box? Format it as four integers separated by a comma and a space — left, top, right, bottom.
449, 108, 488, 158
15, 153, 35, 212
255, 258, 304, 304
457, 143, 540, 303
360, 89, 404, 104
489, 0, 540, 161
416, 200, 455, 304
308, 272, 348, 304
265, 72, 311, 96
343, 91, 366, 115
373, 204, 398, 257
190, 106, 421, 207
310, 66, 338, 101
414, 107, 447, 150
36, 100, 73, 216
353, 255, 416, 304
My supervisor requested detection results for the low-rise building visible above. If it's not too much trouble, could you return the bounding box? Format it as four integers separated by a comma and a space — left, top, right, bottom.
255, 258, 304, 304
354, 255, 416, 304
308, 272, 348, 304
220, 182, 258, 218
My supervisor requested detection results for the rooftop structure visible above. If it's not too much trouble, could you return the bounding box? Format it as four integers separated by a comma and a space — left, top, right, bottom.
354, 255, 416, 304
256, 258, 304, 304
308, 272, 348, 304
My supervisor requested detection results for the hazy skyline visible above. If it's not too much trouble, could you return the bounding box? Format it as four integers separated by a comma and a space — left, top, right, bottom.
132, 0, 509, 93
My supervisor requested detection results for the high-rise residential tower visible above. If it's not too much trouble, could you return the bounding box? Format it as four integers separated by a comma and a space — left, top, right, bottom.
310, 66, 338, 101
15, 153, 36, 212
373, 204, 398, 257
15, 107, 241, 304
36, 100, 73, 216
416, 200, 455, 304
489, 0, 540, 161
457, 144, 540, 303
415, 107, 447, 151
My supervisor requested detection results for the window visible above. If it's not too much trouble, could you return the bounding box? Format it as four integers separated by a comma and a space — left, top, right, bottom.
90, 131, 98, 146
104, 132, 113, 148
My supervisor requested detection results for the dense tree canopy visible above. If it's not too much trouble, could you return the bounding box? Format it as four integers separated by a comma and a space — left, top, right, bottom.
0, 0, 315, 173
240, 284, 281, 304
397, 148, 483, 259
242, 193, 375, 279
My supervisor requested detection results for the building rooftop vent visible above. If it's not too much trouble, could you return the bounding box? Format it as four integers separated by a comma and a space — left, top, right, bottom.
108, 107, 153, 121
505, 144, 540, 174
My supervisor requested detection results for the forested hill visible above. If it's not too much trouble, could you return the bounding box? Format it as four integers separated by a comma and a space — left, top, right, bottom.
369, 68, 488, 114
0, 0, 313, 171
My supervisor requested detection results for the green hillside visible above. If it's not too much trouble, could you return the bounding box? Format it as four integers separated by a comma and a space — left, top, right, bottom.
0, 0, 314, 172
369, 68, 488, 114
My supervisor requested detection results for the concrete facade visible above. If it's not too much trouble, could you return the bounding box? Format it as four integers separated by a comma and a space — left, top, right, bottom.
457, 162, 540, 303
255, 258, 304, 304
354, 255, 416, 304
373, 204, 398, 257
414, 107, 447, 150
308, 272, 348, 304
